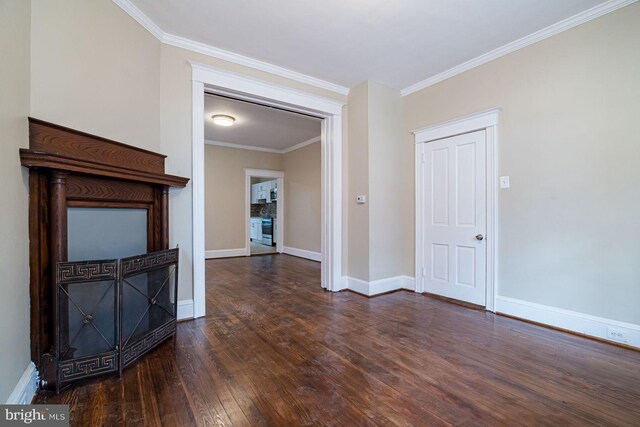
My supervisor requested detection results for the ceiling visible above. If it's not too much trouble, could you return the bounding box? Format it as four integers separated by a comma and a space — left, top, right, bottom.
128, 0, 607, 91
205, 94, 321, 152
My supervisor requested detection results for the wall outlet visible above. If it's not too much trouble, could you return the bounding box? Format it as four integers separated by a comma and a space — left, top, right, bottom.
606, 327, 628, 343
499, 176, 510, 189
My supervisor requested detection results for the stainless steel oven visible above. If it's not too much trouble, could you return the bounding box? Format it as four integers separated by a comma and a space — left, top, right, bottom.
261, 217, 273, 246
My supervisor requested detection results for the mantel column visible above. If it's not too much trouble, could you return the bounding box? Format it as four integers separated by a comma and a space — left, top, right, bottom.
161, 186, 169, 249
50, 171, 68, 264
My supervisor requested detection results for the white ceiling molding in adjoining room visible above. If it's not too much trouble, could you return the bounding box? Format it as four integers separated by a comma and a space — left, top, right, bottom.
205, 136, 321, 155
281, 136, 322, 154
204, 140, 282, 154
204, 93, 322, 152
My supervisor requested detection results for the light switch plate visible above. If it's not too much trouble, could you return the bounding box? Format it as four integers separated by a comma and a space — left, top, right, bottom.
356, 195, 366, 204
500, 176, 510, 189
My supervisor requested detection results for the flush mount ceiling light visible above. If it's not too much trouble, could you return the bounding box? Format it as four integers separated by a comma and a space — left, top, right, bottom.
211, 114, 236, 127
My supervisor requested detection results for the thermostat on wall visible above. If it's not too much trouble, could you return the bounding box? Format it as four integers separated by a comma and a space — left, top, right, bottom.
356, 195, 366, 204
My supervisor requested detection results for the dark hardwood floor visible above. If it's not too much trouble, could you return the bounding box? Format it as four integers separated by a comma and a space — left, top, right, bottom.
36, 254, 640, 426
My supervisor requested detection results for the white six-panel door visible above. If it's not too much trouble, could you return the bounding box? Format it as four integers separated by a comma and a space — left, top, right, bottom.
421, 130, 487, 305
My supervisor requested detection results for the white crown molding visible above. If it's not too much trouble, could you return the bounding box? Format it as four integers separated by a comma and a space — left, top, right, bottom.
112, 0, 163, 39
117, 0, 634, 98
205, 136, 321, 154
282, 136, 321, 154
163, 34, 349, 96
401, 0, 638, 96
191, 61, 345, 115
205, 139, 283, 154
112, 0, 349, 96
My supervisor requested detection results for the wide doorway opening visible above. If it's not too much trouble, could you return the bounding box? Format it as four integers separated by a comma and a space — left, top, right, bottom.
191, 63, 345, 318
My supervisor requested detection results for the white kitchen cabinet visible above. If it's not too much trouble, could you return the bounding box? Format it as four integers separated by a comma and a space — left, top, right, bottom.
251, 180, 277, 204
251, 183, 259, 204
250, 217, 262, 241
266, 180, 277, 203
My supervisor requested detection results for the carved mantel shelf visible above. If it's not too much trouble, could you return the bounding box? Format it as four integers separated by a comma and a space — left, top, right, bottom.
20, 118, 189, 187
20, 117, 189, 390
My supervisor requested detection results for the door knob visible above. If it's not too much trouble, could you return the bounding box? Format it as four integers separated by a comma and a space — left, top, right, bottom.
475, 234, 484, 241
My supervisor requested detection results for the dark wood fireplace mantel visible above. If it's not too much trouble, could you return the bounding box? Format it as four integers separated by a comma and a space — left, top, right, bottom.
21, 118, 189, 187
20, 118, 189, 390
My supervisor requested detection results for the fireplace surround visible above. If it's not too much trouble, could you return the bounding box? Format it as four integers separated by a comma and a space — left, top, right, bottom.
20, 118, 189, 391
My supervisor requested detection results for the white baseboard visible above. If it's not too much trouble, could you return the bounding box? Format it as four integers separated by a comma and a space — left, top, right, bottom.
496, 296, 640, 349
399, 276, 416, 292
205, 248, 247, 259
177, 299, 194, 320
6, 362, 38, 404
282, 246, 321, 262
345, 275, 415, 297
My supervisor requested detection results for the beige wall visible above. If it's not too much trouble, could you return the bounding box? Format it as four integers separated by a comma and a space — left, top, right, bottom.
30, 0, 161, 151
205, 142, 322, 254
204, 145, 283, 250
283, 142, 322, 253
0, 0, 31, 402
367, 82, 409, 281
404, 3, 640, 324
341, 105, 350, 278
346, 82, 370, 281
346, 81, 409, 282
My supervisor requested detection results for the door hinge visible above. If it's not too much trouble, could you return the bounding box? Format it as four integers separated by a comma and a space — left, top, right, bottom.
422, 267, 426, 277
421, 152, 425, 163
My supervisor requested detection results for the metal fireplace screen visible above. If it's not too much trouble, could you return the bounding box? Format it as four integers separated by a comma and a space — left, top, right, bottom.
55, 248, 178, 391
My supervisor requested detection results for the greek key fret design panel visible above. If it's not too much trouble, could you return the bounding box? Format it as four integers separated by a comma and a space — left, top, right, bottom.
59, 353, 117, 381
55, 249, 179, 389
122, 320, 176, 367
57, 261, 118, 283
121, 248, 179, 275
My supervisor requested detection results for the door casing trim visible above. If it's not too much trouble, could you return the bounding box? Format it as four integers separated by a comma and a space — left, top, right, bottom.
191, 62, 345, 318
413, 108, 500, 312
245, 168, 284, 255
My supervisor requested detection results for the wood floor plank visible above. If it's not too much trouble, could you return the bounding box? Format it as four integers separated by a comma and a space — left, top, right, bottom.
35, 254, 640, 426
